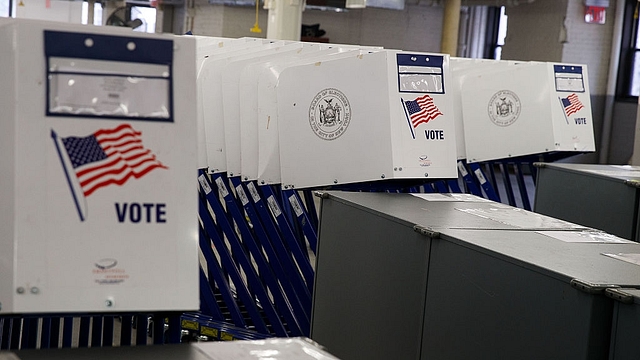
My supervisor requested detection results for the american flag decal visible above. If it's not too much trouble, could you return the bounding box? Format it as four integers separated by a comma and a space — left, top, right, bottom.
560, 93, 584, 117
52, 124, 167, 221
59, 124, 167, 197
403, 94, 443, 129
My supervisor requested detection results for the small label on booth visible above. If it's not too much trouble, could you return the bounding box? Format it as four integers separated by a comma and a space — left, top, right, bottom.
267, 196, 282, 218
236, 185, 250, 206
289, 195, 304, 217
198, 174, 212, 195
474, 169, 487, 184
457, 162, 469, 176
214, 177, 229, 197
247, 182, 261, 202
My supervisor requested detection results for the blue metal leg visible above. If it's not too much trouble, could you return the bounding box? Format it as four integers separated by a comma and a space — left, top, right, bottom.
447, 179, 462, 193
198, 179, 276, 335
10, 318, 21, 350
20, 317, 38, 349
434, 181, 448, 193
302, 190, 319, 232
78, 316, 90, 348
91, 316, 103, 347
244, 182, 311, 303
120, 315, 132, 346
514, 162, 532, 211
152, 314, 165, 345
468, 162, 500, 202
500, 162, 517, 207
486, 162, 502, 202
0, 317, 9, 350
198, 229, 244, 326
259, 185, 315, 295
205, 174, 292, 336
47, 317, 60, 349
40, 317, 52, 349
103, 316, 114, 347
283, 189, 318, 255
166, 314, 181, 344
135, 315, 147, 346
231, 179, 310, 334
458, 160, 483, 197
62, 317, 73, 348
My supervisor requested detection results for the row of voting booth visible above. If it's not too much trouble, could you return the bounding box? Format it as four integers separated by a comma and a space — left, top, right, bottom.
0, 15, 614, 359
193, 35, 596, 189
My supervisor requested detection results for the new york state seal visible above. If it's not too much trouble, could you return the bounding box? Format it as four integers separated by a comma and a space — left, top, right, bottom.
487, 90, 521, 127
309, 88, 351, 140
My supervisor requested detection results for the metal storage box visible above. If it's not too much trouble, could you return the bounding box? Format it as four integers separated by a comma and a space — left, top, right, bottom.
534, 163, 640, 242
312, 191, 640, 360
0, 18, 199, 314
606, 287, 640, 360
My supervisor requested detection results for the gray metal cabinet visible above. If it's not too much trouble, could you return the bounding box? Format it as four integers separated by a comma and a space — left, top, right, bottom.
312, 191, 640, 360
605, 288, 640, 360
534, 163, 640, 241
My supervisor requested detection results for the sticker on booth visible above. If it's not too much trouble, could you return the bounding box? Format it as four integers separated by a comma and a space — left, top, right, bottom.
51, 123, 167, 222
558, 93, 585, 124
401, 94, 443, 139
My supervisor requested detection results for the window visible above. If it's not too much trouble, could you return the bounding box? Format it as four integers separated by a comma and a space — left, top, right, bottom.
82, 1, 103, 26
0, 0, 12, 17
130, 6, 156, 33
616, 0, 640, 100
485, 6, 507, 60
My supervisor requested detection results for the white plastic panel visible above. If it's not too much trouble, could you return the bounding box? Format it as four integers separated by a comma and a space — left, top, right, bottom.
0, 18, 199, 314
276, 50, 457, 189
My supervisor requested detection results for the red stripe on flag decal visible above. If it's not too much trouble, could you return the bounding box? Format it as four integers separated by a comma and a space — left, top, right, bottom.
71, 124, 167, 196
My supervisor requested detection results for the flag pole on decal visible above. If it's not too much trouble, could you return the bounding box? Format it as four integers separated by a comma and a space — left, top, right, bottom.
51, 129, 88, 221
401, 98, 416, 139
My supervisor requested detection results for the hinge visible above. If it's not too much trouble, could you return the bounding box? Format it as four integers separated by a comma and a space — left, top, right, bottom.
570, 279, 615, 294
605, 288, 635, 304
313, 191, 330, 199
413, 225, 439, 238
624, 179, 640, 189
533, 162, 546, 168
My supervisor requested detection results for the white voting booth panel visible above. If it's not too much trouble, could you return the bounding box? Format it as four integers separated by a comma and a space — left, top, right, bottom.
256, 49, 373, 185
240, 47, 369, 183
0, 18, 199, 314
450, 57, 522, 160
460, 61, 596, 163
276, 50, 458, 189
199, 40, 289, 174
194, 36, 270, 169
195, 36, 238, 169
222, 42, 330, 178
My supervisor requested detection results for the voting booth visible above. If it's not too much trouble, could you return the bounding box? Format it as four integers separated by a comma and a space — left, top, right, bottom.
458, 61, 595, 163
276, 50, 458, 189
0, 18, 199, 314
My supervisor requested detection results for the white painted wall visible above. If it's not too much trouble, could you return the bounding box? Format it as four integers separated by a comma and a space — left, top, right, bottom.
186, 0, 444, 52
15, 0, 83, 23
